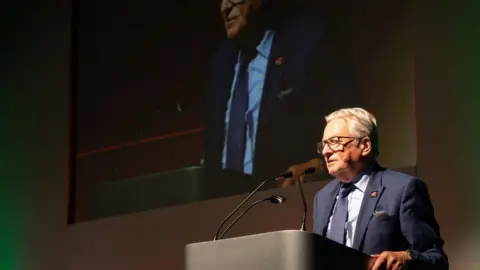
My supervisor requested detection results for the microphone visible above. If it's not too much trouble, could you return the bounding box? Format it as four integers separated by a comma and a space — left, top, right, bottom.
214, 171, 293, 241
218, 195, 286, 240
298, 167, 316, 231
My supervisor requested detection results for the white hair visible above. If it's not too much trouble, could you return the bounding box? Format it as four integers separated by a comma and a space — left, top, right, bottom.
325, 107, 379, 156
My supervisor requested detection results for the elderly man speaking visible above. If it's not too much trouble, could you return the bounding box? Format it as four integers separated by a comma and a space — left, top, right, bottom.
313, 107, 448, 270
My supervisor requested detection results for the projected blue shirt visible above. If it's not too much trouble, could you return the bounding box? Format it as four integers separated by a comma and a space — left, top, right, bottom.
222, 30, 275, 175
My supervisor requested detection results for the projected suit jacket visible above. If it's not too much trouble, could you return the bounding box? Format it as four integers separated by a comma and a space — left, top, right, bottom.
203, 15, 362, 196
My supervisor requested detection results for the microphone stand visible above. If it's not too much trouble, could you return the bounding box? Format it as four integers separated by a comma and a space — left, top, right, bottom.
298, 167, 315, 231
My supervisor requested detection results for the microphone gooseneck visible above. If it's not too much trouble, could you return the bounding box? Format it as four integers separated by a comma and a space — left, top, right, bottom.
214, 171, 293, 241
219, 195, 287, 240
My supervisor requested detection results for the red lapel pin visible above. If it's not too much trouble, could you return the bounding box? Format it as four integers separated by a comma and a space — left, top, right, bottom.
275, 56, 283, 65
370, 191, 377, 198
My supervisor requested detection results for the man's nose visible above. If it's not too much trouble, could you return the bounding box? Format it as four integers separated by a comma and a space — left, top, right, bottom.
322, 144, 333, 157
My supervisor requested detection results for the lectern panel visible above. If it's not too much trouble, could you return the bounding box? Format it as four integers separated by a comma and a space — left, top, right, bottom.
185, 230, 371, 270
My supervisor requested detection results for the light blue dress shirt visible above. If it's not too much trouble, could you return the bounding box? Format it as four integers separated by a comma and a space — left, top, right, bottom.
221, 30, 275, 175
326, 172, 371, 248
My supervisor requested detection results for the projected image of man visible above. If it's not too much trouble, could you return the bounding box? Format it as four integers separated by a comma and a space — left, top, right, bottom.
203, 0, 361, 197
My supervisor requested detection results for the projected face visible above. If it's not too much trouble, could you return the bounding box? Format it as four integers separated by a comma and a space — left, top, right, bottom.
319, 118, 371, 182
221, 0, 262, 39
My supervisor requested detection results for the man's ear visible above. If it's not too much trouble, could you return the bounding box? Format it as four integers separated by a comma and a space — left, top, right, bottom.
360, 138, 372, 157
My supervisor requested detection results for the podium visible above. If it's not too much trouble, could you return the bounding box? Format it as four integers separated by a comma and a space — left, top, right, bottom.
185, 230, 372, 270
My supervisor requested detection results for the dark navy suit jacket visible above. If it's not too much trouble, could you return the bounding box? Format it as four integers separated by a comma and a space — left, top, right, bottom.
203, 15, 362, 197
313, 164, 449, 269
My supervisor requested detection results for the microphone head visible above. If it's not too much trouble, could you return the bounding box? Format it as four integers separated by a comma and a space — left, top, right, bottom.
303, 167, 315, 174
268, 195, 286, 204
280, 171, 293, 178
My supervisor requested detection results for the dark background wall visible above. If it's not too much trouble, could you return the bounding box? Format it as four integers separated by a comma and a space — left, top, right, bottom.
2, 0, 480, 269
1, 0, 70, 269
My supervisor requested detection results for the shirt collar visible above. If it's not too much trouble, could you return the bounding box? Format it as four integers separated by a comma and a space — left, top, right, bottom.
255, 30, 274, 58
238, 30, 274, 61
350, 162, 375, 193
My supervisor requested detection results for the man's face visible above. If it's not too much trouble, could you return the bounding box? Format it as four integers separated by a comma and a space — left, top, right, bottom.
220, 0, 262, 39
320, 118, 370, 181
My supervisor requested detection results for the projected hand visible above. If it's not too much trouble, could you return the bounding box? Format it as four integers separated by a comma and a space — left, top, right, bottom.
279, 158, 324, 188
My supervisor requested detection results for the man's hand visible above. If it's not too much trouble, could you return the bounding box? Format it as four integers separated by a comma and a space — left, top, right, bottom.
371, 251, 412, 270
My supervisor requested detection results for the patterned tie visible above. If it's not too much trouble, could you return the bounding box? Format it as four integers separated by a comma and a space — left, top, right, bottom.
225, 55, 249, 172
327, 183, 355, 245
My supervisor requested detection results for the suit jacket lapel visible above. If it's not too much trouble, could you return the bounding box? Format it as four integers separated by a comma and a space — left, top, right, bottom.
352, 166, 385, 250
212, 42, 237, 147
256, 30, 288, 126
318, 182, 341, 236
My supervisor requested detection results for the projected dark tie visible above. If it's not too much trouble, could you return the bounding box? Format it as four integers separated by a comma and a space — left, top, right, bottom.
226, 58, 249, 172
327, 183, 355, 244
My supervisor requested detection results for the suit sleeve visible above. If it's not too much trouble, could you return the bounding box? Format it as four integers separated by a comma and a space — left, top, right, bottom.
400, 178, 449, 269
201, 54, 217, 174
283, 17, 363, 161
303, 16, 363, 113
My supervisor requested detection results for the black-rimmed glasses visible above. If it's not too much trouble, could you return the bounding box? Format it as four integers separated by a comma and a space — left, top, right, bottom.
316, 136, 360, 154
